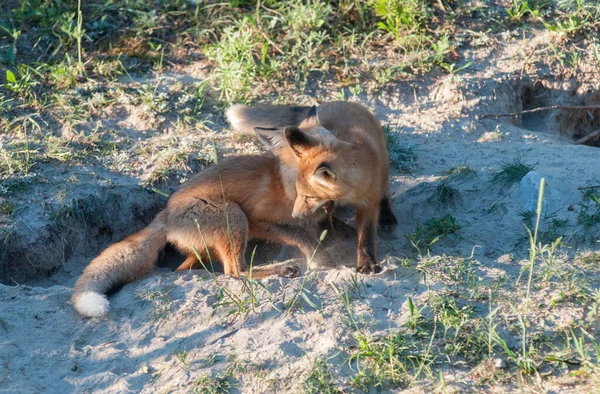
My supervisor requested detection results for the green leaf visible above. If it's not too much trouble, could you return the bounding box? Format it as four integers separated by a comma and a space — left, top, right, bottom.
6, 70, 16, 84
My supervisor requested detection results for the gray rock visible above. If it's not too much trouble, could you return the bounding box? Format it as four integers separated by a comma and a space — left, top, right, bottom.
519, 171, 563, 214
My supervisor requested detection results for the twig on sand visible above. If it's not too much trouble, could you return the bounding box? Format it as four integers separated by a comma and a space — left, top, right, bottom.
480, 105, 600, 119
574, 129, 600, 145
577, 185, 600, 191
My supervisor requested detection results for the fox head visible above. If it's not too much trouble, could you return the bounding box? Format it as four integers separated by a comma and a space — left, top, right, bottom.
255, 125, 361, 219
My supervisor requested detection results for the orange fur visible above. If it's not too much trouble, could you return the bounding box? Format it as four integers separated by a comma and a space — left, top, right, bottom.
72, 155, 328, 317
228, 101, 397, 274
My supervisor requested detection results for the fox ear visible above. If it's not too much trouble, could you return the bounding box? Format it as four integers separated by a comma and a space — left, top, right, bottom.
284, 126, 319, 157
254, 127, 286, 152
314, 164, 337, 184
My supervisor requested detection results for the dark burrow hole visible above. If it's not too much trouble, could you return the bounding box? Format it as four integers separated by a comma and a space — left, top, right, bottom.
158, 241, 303, 273
521, 80, 600, 146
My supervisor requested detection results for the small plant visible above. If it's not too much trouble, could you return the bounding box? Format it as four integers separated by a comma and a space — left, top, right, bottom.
3, 66, 38, 98
303, 358, 341, 394
428, 293, 472, 337
490, 157, 534, 188
136, 288, 173, 323
405, 296, 424, 332
383, 124, 417, 172
205, 19, 265, 103
432, 179, 459, 205
543, 14, 584, 37
350, 332, 409, 389
506, 0, 540, 22
175, 350, 190, 368
439, 61, 472, 75
511, 176, 546, 374
193, 371, 237, 394
371, 0, 428, 39
284, 229, 328, 313
0, 23, 21, 63
407, 214, 462, 254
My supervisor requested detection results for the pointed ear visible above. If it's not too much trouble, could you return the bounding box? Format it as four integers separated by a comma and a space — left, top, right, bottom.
254, 127, 286, 152
284, 126, 319, 157
314, 163, 337, 184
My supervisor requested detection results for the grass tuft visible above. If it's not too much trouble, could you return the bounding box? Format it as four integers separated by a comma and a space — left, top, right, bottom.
491, 157, 534, 188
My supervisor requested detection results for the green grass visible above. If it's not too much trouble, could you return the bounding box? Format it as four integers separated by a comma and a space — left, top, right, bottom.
303, 358, 342, 394
2, 1, 600, 393
193, 371, 237, 394
491, 157, 534, 189
406, 214, 462, 254
383, 124, 417, 172
136, 288, 173, 323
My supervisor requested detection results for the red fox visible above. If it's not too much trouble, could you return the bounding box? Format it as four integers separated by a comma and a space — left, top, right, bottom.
72, 155, 330, 317
227, 101, 398, 275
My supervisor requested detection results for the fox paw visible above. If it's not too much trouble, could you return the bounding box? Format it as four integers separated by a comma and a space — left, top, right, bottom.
357, 261, 382, 275
379, 212, 398, 232
280, 265, 301, 278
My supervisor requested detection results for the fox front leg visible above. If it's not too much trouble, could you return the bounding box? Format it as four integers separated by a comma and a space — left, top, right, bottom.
356, 206, 381, 274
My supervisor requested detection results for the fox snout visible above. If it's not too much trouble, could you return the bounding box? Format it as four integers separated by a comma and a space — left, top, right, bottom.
291, 210, 305, 219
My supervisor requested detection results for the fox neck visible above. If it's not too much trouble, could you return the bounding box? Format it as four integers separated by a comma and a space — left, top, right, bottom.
278, 161, 298, 203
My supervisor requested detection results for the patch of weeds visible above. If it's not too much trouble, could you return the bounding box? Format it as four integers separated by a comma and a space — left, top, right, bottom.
284, 229, 328, 314
303, 358, 341, 394
333, 285, 435, 391
406, 214, 462, 253
432, 179, 459, 205
431, 164, 476, 205
543, 14, 584, 37
371, 0, 429, 40
193, 368, 237, 394
283, 0, 333, 33
577, 187, 600, 242
428, 292, 473, 337
501, 175, 547, 375
136, 288, 173, 323
442, 164, 476, 182
490, 157, 534, 189
519, 210, 567, 245
415, 254, 478, 287
51, 194, 110, 231
446, 318, 489, 364
383, 124, 416, 172
0, 198, 19, 220
505, 0, 541, 23
175, 350, 190, 368
205, 18, 266, 103
175, 80, 209, 116
2, 65, 39, 98
350, 332, 409, 389
0, 141, 37, 180
404, 297, 425, 333
0, 229, 15, 266
145, 140, 213, 185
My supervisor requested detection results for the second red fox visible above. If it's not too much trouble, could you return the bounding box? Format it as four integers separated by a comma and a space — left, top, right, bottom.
227, 101, 398, 274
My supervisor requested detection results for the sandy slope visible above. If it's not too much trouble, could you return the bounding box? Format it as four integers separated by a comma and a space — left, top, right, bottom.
2, 33, 600, 391
2, 112, 599, 392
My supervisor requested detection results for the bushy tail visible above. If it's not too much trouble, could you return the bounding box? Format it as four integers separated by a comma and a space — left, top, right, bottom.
71, 212, 167, 317
226, 104, 317, 134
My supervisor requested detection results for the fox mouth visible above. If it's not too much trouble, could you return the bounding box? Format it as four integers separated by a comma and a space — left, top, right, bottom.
320, 200, 335, 214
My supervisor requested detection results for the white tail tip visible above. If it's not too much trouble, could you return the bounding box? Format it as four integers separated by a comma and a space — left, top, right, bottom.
74, 291, 110, 318
225, 104, 245, 131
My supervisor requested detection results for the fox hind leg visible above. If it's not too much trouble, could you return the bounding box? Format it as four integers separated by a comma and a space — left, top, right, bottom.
167, 199, 249, 277
175, 249, 211, 271
379, 196, 398, 232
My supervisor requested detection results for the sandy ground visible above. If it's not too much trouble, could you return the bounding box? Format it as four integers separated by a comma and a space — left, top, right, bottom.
2, 30, 600, 393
